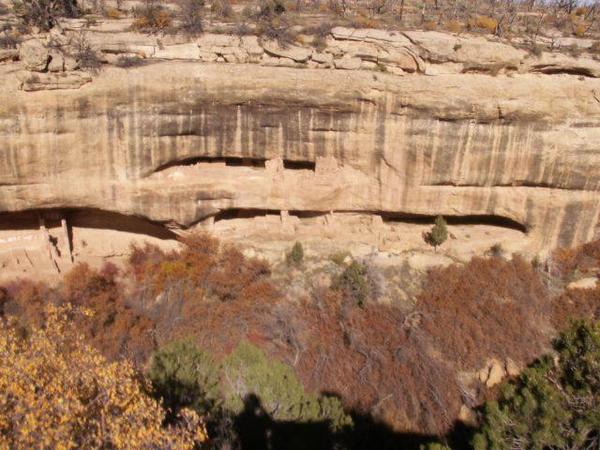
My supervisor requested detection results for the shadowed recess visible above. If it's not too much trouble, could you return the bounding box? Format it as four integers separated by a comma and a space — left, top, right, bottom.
208, 208, 527, 232
0, 208, 178, 240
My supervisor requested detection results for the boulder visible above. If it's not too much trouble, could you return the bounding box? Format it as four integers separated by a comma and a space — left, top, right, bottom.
20, 39, 49, 72
240, 35, 264, 62
361, 60, 377, 70
213, 46, 249, 63
197, 34, 239, 48
261, 54, 300, 68
99, 43, 155, 58
478, 358, 506, 388
505, 358, 520, 377
64, 55, 79, 71
335, 41, 379, 62
18, 71, 92, 91
153, 43, 200, 60
526, 52, 600, 78
567, 277, 598, 290
404, 31, 526, 69
334, 55, 361, 70
198, 50, 218, 62
458, 405, 478, 426
378, 48, 421, 72
331, 27, 412, 47
261, 40, 312, 63
312, 52, 333, 66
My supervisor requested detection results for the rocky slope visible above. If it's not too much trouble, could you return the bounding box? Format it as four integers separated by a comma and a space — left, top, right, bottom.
1, 18, 600, 274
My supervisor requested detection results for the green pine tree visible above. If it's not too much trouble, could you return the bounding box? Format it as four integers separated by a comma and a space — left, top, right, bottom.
222, 341, 352, 431
424, 216, 448, 252
474, 320, 600, 450
148, 339, 222, 418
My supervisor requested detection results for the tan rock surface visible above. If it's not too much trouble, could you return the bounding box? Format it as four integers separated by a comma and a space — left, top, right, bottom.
2, 28, 600, 265
19, 38, 49, 71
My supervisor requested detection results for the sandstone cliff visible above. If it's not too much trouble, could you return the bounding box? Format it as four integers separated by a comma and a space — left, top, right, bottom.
1, 20, 600, 265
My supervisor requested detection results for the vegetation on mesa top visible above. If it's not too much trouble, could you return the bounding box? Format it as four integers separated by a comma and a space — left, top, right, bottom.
4, 0, 600, 48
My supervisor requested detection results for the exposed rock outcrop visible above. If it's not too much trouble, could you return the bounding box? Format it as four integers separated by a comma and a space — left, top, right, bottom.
2, 25, 600, 256
19, 39, 49, 71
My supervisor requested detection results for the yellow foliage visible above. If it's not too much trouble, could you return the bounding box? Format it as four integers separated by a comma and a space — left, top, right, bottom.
132, 8, 172, 31
423, 20, 437, 31
350, 13, 378, 29
0, 305, 207, 449
445, 20, 464, 33
475, 15, 498, 32
104, 7, 121, 19
154, 10, 173, 30
574, 21, 589, 37
132, 16, 151, 30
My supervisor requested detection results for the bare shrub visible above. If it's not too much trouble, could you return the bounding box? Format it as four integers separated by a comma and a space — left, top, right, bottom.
304, 23, 332, 51
12, 0, 79, 31
233, 21, 253, 36
552, 285, 600, 330
551, 239, 600, 282
115, 55, 147, 67
422, 20, 437, 30
529, 42, 544, 57
71, 31, 101, 72
211, 0, 233, 19
0, 32, 21, 49
471, 15, 498, 33
103, 6, 121, 18
178, 0, 204, 35
445, 19, 464, 33
257, 0, 287, 18
132, 0, 173, 32
255, 12, 297, 48
416, 255, 549, 370
267, 292, 462, 435
349, 13, 379, 29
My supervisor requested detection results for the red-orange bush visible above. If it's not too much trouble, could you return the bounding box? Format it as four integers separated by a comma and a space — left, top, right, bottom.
61, 262, 156, 363
128, 233, 276, 304
416, 255, 550, 370
552, 285, 600, 329
0, 263, 156, 364
278, 293, 462, 434
551, 239, 600, 281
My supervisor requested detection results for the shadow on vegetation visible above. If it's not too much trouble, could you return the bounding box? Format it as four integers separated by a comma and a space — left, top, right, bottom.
218, 394, 474, 450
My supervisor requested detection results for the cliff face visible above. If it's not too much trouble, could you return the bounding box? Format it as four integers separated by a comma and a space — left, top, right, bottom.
2, 24, 600, 257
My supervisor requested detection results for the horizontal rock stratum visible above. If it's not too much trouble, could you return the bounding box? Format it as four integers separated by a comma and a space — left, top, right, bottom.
1, 25, 600, 254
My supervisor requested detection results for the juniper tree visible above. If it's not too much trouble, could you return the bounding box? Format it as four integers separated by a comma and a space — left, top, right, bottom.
474, 320, 600, 450
424, 216, 448, 252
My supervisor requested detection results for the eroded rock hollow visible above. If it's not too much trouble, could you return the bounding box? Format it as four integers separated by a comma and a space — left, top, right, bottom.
2, 26, 600, 275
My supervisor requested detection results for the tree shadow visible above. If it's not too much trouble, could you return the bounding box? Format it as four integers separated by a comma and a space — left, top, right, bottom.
224, 394, 475, 450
